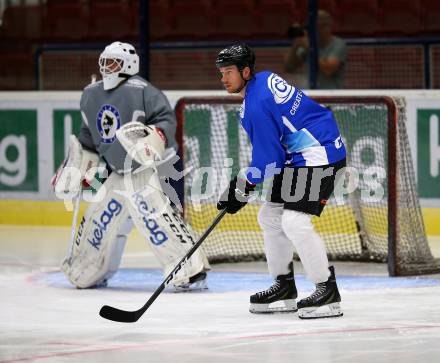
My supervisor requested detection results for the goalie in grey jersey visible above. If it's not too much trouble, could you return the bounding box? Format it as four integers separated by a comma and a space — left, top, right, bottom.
52, 41, 210, 290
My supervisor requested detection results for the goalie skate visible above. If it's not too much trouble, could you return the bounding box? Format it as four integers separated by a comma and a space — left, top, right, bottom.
173, 271, 208, 292
297, 266, 343, 319
249, 262, 298, 314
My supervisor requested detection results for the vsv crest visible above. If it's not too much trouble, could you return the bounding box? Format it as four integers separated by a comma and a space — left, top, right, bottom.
267, 73, 296, 104
97, 104, 121, 143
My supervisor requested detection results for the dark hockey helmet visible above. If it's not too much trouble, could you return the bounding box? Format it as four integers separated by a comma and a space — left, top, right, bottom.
215, 43, 256, 74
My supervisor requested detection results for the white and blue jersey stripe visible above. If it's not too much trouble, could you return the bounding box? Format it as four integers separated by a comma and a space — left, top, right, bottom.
240, 71, 346, 184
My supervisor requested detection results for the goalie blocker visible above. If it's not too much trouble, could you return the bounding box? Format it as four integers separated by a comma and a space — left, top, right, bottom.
51, 135, 100, 198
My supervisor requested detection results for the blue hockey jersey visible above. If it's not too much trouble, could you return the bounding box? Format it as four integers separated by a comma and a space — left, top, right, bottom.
240, 71, 346, 184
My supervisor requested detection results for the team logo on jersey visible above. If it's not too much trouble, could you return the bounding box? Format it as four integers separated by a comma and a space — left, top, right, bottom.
268, 73, 295, 104
96, 104, 121, 143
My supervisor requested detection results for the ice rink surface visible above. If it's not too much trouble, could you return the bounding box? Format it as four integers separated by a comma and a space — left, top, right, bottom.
1, 225, 440, 363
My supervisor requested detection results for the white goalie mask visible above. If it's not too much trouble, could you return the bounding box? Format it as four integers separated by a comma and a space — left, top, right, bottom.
99, 42, 139, 90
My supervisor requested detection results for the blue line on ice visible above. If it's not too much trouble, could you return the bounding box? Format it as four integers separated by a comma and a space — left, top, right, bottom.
37, 268, 440, 292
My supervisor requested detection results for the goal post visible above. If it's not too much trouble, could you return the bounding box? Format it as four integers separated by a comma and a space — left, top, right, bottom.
175, 96, 440, 277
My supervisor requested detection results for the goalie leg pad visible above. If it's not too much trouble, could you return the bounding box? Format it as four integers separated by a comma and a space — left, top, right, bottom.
61, 173, 132, 288
125, 168, 210, 288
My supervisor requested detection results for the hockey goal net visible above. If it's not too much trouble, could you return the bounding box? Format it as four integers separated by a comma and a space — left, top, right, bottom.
175, 96, 440, 276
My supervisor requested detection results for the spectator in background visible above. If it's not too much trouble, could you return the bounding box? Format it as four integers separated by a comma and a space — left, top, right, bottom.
284, 9, 347, 89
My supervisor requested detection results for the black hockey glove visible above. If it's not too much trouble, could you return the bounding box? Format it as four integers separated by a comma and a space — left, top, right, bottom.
217, 176, 256, 214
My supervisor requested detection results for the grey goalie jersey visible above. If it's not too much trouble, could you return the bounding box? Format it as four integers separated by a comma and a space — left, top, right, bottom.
78, 75, 177, 173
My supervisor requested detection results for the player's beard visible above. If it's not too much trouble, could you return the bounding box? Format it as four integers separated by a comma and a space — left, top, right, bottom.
230, 79, 246, 94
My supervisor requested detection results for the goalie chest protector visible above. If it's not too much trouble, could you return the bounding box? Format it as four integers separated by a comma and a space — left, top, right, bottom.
78, 75, 176, 173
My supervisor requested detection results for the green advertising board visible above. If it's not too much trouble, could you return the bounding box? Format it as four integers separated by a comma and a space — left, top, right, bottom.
0, 110, 38, 191
0, 94, 439, 205
417, 109, 440, 198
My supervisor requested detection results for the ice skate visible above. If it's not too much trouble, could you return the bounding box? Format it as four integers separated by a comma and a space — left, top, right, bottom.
249, 262, 297, 313
297, 266, 343, 319
173, 271, 208, 292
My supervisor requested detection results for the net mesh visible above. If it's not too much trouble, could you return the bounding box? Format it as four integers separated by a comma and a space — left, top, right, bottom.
176, 96, 440, 276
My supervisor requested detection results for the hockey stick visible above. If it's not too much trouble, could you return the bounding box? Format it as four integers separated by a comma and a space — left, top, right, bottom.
99, 208, 227, 323
66, 193, 81, 263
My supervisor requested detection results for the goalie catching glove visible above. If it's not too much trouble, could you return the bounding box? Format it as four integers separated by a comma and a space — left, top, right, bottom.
116, 121, 166, 168
217, 176, 256, 214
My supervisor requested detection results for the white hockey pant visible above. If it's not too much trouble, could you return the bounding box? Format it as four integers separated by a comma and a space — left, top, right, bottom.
257, 202, 330, 284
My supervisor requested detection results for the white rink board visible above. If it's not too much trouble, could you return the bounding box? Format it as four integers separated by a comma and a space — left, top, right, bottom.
0, 89, 439, 207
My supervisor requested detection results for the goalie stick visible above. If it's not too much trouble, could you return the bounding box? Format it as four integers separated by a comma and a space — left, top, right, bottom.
66, 193, 81, 264
99, 209, 227, 323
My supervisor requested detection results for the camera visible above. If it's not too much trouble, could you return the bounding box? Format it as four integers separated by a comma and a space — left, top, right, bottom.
287, 25, 307, 38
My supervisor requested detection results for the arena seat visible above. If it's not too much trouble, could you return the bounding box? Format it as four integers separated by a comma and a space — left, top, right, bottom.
252, 0, 298, 39
42, 1, 88, 41
0, 5, 43, 42
381, 0, 422, 36
317, 0, 342, 34
318, 0, 337, 14
422, 0, 440, 35
209, 0, 256, 40
167, 0, 212, 40
148, 0, 173, 41
88, 1, 135, 41
336, 0, 381, 37
0, 6, 25, 40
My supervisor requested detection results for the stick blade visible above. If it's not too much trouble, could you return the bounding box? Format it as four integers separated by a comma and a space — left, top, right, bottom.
99, 305, 140, 323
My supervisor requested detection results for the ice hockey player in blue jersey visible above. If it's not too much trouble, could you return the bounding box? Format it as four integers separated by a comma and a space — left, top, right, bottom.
216, 43, 346, 319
